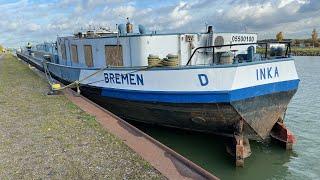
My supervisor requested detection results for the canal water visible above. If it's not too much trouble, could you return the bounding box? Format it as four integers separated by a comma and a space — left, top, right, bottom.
133, 56, 320, 179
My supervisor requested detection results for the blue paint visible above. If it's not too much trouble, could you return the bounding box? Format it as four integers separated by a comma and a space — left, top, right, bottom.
257, 66, 280, 80
109, 73, 115, 83
129, 74, 136, 85
267, 67, 272, 79
198, 74, 209, 86
136, 74, 144, 85
115, 73, 121, 84
121, 74, 129, 84
275, 67, 279, 77
100, 79, 300, 103
104, 73, 144, 86
104, 73, 109, 83
260, 68, 266, 80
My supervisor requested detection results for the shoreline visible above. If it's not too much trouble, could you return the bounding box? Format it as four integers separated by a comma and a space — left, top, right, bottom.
257, 48, 320, 56
0, 54, 164, 179
290, 48, 320, 56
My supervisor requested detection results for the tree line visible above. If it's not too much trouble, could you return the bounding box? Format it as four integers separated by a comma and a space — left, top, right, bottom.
275, 29, 318, 48
0, 45, 4, 53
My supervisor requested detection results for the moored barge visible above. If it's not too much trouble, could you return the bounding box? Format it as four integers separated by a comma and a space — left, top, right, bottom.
17, 21, 299, 166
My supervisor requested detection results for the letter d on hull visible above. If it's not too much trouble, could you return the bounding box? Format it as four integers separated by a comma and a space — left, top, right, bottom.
198, 74, 209, 86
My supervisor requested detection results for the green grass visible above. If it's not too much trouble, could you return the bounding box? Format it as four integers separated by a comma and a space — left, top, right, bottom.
0, 54, 164, 179
291, 47, 320, 56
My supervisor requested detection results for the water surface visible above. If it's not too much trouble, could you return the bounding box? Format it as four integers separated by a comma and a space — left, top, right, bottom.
134, 56, 320, 179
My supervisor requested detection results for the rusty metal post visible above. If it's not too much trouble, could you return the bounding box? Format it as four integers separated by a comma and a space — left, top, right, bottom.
235, 118, 244, 167
235, 135, 244, 167
226, 118, 248, 167
270, 121, 296, 150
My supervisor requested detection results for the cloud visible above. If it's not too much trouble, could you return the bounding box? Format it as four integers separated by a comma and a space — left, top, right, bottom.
27, 23, 41, 31
0, 0, 319, 47
169, 2, 192, 29
102, 5, 136, 19
298, 0, 320, 12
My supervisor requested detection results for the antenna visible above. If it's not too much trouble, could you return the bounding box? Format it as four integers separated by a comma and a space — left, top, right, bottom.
242, 24, 248, 33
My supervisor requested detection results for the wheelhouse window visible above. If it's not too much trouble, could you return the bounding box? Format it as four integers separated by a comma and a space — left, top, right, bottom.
60, 43, 67, 60
105, 45, 123, 66
71, 44, 78, 63
84, 45, 93, 67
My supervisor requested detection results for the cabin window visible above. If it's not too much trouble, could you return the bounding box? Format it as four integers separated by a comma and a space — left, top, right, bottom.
84, 45, 94, 67
71, 44, 78, 63
61, 43, 67, 60
105, 45, 123, 66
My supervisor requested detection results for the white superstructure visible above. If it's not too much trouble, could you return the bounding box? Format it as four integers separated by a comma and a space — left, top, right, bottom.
56, 27, 257, 68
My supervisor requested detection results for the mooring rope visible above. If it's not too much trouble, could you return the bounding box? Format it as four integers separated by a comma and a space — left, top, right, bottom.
42, 61, 159, 94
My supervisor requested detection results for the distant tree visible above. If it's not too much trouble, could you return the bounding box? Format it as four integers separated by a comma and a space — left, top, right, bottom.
312, 29, 318, 48
291, 39, 298, 47
276, 32, 284, 42
0, 45, 3, 53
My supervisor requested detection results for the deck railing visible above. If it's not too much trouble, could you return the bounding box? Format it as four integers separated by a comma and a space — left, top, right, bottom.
186, 41, 292, 66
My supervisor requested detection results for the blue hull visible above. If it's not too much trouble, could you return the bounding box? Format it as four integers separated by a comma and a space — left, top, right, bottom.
17, 52, 299, 140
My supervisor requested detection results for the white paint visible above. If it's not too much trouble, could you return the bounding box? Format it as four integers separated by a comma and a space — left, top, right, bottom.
79, 60, 298, 92
54, 32, 298, 94
212, 33, 258, 54
56, 32, 258, 68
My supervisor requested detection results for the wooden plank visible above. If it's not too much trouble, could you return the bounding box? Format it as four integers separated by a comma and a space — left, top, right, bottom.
71, 44, 78, 63
84, 45, 93, 67
61, 43, 67, 60
105, 45, 123, 66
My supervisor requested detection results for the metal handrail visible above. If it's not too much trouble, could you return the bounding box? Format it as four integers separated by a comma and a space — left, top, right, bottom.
186, 41, 292, 65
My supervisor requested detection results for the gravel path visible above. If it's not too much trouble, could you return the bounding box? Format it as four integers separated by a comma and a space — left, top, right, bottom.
0, 54, 165, 179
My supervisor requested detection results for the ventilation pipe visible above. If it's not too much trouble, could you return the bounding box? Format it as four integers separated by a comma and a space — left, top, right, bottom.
126, 17, 133, 33
118, 24, 126, 35
138, 25, 146, 34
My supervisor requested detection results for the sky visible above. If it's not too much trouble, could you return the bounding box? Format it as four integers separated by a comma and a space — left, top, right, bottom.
0, 0, 319, 48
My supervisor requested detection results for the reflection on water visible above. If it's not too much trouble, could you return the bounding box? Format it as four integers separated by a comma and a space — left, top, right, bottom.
133, 122, 296, 179
131, 57, 320, 179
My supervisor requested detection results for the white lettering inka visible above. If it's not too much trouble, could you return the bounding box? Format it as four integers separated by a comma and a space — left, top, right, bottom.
104, 73, 144, 85
256, 66, 279, 80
